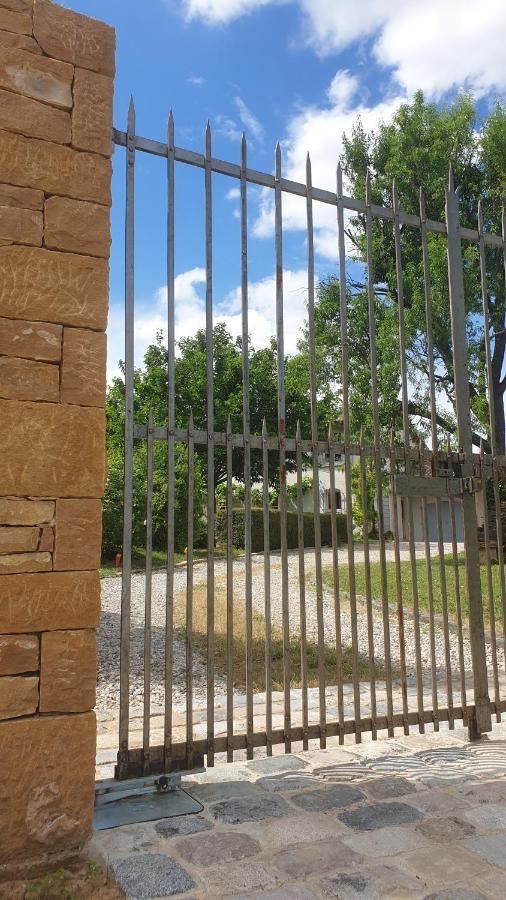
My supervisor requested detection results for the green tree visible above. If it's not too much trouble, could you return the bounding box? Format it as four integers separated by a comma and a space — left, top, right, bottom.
306, 94, 505, 451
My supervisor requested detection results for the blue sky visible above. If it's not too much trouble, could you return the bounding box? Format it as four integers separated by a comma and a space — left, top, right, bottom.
63, 0, 506, 379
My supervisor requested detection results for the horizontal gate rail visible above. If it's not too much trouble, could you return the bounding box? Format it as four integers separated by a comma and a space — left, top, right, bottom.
113, 127, 504, 249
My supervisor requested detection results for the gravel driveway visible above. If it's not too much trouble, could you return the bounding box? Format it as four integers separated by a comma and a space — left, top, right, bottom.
97, 542, 503, 715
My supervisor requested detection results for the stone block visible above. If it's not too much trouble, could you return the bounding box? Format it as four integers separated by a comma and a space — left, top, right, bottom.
0, 498, 55, 525
110, 855, 195, 899
0, 2, 32, 12
45, 196, 110, 258
0, 400, 106, 497
0, 183, 43, 209
0, 551, 51, 574
0, 524, 40, 552
33, 0, 115, 76
271, 838, 362, 878
0, 674, 38, 719
0, 712, 96, 864
60, 328, 106, 407
0, 88, 71, 145
0, 316, 61, 360
40, 629, 96, 713
54, 498, 102, 571
0, 356, 59, 401
0, 203, 42, 245
0, 6, 31, 34
0, 634, 38, 676
0, 130, 112, 205
0, 29, 42, 55
38, 524, 54, 551
0, 570, 100, 633
176, 831, 260, 868
0, 246, 108, 329
72, 67, 113, 156
0, 47, 73, 108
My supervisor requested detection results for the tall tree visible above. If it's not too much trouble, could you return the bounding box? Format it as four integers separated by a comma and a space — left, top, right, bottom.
311, 93, 506, 450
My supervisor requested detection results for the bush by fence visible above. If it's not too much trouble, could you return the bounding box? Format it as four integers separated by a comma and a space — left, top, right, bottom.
215, 507, 348, 552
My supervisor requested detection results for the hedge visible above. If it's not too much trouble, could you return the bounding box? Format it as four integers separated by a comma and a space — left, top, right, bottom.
215, 507, 348, 552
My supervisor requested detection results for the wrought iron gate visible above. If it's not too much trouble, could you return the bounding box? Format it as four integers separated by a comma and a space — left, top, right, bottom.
113, 101, 506, 780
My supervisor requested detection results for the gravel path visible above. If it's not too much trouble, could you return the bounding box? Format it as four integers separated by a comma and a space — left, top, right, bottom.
97, 542, 503, 714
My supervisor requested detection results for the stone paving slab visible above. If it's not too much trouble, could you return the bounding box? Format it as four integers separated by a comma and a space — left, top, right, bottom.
89, 722, 506, 899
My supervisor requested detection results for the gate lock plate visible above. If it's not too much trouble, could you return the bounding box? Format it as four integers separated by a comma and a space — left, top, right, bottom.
393, 474, 481, 498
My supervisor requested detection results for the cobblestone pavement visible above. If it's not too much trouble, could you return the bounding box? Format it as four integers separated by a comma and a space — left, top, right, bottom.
91, 720, 506, 899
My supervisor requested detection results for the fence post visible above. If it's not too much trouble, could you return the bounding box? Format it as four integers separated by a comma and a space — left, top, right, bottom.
0, 0, 114, 876
445, 170, 492, 736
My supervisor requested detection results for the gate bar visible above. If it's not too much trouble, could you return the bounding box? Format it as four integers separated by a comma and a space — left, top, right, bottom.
226, 417, 234, 762
164, 110, 176, 770
329, 423, 346, 741
480, 439, 501, 719
118, 97, 136, 778
143, 410, 154, 773
262, 417, 273, 754
365, 171, 394, 736
296, 420, 309, 750
446, 169, 491, 735
274, 142, 291, 753
389, 430, 410, 735
240, 133, 254, 759
306, 154, 327, 747
420, 189, 454, 726
186, 412, 195, 768
204, 122, 215, 764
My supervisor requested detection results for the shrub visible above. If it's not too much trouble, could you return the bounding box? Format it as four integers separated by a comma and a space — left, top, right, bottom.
216, 507, 347, 552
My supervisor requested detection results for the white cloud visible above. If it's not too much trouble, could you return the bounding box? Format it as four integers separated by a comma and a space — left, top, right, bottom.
180, 0, 506, 99
252, 70, 403, 259
234, 96, 265, 142
107, 266, 309, 380
188, 75, 205, 86
225, 187, 240, 200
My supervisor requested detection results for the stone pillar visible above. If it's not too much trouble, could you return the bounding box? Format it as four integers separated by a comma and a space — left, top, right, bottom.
0, 0, 114, 877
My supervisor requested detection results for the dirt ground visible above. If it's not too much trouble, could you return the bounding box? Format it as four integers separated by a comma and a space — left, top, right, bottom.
0, 860, 123, 900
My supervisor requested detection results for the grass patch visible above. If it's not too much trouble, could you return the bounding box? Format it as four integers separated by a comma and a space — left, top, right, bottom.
322, 553, 504, 628
101, 546, 245, 578
173, 580, 383, 692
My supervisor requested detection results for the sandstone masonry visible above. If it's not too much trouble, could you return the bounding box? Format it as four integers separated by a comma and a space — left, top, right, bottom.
0, 0, 113, 877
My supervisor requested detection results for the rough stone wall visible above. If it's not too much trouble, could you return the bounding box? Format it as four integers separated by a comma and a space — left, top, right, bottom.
0, 0, 114, 876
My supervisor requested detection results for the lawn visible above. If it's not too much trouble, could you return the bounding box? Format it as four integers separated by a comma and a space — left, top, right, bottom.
322, 553, 506, 629
100, 546, 242, 578
172, 580, 383, 692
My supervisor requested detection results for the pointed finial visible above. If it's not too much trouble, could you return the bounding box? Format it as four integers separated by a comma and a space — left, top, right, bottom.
390, 426, 395, 448
365, 169, 371, 206
262, 416, 267, 437
188, 407, 194, 430
336, 161, 343, 198
168, 109, 174, 146
392, 177, 399, 213
241, 131, 246, 168
296, 419, 301, 441
205, 120, 211, 156
448, 165, 455, 193
127, 95, 135, 130
148, 408, 153, 428
419, 187, 426, 222
306, 151, 312, 181
477, 198, 483, 234
359, 423, 364, 446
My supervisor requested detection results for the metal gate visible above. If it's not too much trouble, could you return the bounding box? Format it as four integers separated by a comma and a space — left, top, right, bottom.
113, 101, 506, 780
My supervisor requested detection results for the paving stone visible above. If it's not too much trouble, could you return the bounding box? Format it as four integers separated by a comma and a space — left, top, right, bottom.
245, 754, 309, 775
464, 833, 506, 869
462, 802, 506, 830
417, 815, 476, 841
210, 794, 291, 824
191, 780, 262, 804
110, 853, 195, 897
176, 831, 260, 867
471, 867, 506, 899
204, 860, 277, 895
322, 864, 426, 899
155, 815, 212, 838
396, 845, 489, 886
231, 885, 316, 900
454, 779, 506, 804
237, 809, 349, 851
271, 838, 362, 878
404, 788, 471, 817
338, 801, 424, 831
256, 772, 321, 792
290, 784, 365, 812
423, 890, 486, 900
362, 776, 416, 800
341, 823, 426, 857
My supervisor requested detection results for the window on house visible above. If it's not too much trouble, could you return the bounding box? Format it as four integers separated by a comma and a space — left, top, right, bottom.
326, 489, 342, 511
